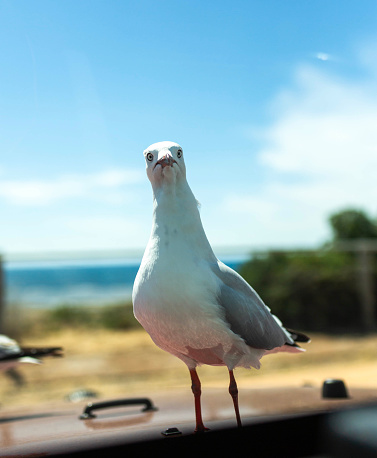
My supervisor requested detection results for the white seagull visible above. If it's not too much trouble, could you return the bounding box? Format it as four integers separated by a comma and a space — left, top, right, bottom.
0, 334, 63, 372
132, 141, 309, 432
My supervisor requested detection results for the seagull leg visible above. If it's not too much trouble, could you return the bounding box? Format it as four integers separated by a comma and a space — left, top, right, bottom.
189, 368, 209, 433
228, 369, 242, 428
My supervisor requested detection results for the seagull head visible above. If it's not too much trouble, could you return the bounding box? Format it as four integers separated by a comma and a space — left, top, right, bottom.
143, 141, 186, 190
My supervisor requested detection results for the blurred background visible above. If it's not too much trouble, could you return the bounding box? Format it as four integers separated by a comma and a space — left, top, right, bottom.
0, 0, 377, 410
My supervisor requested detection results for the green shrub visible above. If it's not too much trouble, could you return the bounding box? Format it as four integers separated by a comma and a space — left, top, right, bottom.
47, 305, 96, 328
239, 250, 369, 332
45, 302, 141, 331
97, 303, 142, 330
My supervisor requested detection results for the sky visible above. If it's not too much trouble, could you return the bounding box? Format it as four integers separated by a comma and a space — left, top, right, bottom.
1, 0, 377, 258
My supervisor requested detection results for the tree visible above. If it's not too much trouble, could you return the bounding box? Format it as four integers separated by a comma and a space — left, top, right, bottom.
237, 208, 377, 332
329, 209, 377, 240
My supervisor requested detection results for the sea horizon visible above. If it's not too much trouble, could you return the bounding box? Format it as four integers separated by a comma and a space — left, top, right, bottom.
3, 255, 249, 309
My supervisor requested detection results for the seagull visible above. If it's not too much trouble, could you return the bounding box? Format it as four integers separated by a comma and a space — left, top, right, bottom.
0, 334, 63, 372
132, 141, 310, 433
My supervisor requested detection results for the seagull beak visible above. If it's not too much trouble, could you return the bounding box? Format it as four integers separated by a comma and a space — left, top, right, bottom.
154, 151, 177, 169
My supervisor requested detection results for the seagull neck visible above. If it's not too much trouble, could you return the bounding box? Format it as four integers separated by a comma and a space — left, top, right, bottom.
152, 181, 200, 226
151, 181, 214, 256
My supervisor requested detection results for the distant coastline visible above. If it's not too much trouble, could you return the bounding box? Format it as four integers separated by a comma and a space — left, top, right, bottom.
4, 256, 247, 308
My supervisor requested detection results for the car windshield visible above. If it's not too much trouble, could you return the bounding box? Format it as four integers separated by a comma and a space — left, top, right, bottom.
0, 0, 377, 449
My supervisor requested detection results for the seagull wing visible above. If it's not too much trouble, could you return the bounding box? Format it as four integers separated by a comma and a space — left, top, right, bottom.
0, 335, 63, 362
19, 347, 63, 358
210, 261, 293, 350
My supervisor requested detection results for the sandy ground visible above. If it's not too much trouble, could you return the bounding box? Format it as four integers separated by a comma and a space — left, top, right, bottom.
1, 328, 377, 410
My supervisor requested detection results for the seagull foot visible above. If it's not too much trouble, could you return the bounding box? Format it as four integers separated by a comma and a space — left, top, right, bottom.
194, 426, 210, 434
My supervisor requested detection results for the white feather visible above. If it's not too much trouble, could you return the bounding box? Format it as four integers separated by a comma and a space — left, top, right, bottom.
133, 141, 305, 371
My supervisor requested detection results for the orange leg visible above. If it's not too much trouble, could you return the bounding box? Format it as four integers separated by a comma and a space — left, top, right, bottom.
189, 368, 209, 433
229, 369, 242, 428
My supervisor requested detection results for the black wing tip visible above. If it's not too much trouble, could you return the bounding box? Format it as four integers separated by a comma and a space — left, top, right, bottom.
286, 328, 311, 343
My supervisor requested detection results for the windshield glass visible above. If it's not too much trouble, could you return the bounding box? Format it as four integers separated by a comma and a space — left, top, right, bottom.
0, 0, 377, 433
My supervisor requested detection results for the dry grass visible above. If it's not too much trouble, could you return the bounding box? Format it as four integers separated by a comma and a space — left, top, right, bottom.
1, 327, 377, 409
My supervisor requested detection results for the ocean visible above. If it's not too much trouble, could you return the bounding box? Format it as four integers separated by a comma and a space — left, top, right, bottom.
3, 257, 245, 308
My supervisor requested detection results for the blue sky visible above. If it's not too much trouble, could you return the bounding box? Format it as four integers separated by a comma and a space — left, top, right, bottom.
1, 0, 377, 256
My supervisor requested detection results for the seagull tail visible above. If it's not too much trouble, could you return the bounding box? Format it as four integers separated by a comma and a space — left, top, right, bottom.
272, 328, 310, 353
286, 328, 311, 344
265, 328, 310, 355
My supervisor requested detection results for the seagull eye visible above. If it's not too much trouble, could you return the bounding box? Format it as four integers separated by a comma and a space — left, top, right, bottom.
177, 149, 183, 158
146, 153, 154, 162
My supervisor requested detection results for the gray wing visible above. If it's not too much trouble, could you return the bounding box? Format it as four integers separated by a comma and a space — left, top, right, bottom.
210, 261, 293, 350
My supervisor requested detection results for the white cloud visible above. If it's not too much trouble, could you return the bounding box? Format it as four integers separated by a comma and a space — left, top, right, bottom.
0, 169, 144, 206
225, 48, 377, 247
223, 194, 276, 223
93, 170, 139, 187
64, 216, 149, 249
314, 52, 331, 61
260, 66, 377, 179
